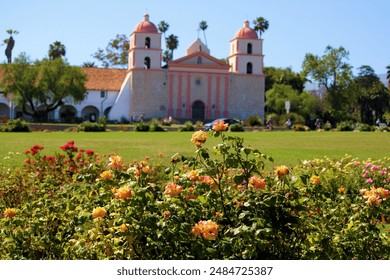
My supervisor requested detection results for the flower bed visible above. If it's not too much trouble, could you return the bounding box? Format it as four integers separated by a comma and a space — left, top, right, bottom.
0, 126, 389, 259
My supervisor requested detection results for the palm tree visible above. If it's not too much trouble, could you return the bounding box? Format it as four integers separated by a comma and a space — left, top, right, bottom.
387, 65, 390, 88
158, 21, 169, 40
82, 61, 96, 67
4, 29, 18, 63
165, 34, 179, 61
199, 20, 208, 46
48, 41, 66, 60
252, 17, 269, 38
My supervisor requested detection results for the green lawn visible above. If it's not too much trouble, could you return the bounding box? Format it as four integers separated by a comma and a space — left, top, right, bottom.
1, 130, 389, 169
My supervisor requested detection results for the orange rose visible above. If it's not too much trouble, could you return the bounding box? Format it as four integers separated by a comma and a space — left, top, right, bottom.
249, 176, 266, 190
114, 186, 134, 200
163, 182, 183, 196
119, 224, 128, 232
212, 120, 228, 131
192, 220, 219, 241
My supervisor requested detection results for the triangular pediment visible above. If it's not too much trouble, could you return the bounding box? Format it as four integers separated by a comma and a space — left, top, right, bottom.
168, 51, 229, 71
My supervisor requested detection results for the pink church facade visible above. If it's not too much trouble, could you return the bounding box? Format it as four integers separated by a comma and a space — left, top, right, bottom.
109, 14, 265, 122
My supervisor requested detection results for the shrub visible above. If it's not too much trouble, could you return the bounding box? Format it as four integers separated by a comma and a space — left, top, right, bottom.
378, 126, 390, 132
195, 121, 203, 128
358, 123, 375, 132
244, 116, 263, 126
1, 119, 30, 132
229, 123, 245, 131
180, 121, 195, 131
135, 122, 150, 132
78, 121, 106, 132
323, 121, 332, 131
337, 121, 355, 131
149, 118, 165, 132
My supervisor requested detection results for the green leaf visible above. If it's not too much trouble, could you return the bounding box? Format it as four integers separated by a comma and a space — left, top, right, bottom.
234, 175, 245, 184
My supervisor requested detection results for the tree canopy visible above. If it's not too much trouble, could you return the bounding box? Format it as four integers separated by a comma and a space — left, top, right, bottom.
0, 53, 87, 121
302, 45, 353, 122
92, 34, 129, 68
264, 66, 306, 93
352, 65, 390, 124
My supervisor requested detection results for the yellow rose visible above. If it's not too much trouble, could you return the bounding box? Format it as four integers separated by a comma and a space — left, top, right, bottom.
274, 165, 289, 177
310, 175, 321, 185
100, 170, 113, 180
92, 207, 106, 219
108, 155, 123, 169
191, 131, 208, 147
4, 208, 16, 218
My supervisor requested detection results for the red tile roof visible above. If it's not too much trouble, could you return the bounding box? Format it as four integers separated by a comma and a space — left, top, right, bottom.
82, 67, 127, 91
0, 66, 127, 92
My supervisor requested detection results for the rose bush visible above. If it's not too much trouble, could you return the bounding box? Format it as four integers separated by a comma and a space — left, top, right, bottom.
0, 129, 389, 259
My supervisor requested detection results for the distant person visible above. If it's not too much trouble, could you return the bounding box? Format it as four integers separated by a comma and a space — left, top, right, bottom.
285, 119, 292, 130
266, 118, 273, 130
315, 118, 321, 129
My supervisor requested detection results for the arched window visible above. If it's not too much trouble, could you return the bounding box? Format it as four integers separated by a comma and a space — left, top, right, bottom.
247, 43, 252, 54
246, 62, 253, 74
144, 57, 151, 69
145, 37, 151, 48
197, 56, 202, 64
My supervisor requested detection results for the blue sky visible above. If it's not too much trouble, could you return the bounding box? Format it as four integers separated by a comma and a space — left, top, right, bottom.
1, 0, 389, 75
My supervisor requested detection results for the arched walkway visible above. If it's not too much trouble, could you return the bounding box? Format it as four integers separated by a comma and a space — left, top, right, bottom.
0, 103, 10, 119
60, 105, 77, 123
81, 106, 99, 122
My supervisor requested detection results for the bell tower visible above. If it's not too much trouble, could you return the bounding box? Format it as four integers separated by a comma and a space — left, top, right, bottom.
128, 14, 162, 70
228, 20, 264, 75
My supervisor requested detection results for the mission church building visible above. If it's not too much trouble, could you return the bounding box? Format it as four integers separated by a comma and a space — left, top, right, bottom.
0, 14, 265, 123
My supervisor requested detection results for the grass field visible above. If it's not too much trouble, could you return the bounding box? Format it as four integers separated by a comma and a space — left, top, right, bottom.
1, 130, 390, 169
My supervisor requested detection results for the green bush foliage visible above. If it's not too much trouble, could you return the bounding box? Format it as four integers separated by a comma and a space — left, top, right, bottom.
135, 122, 150, 132
244, 116, 263, 127
229, 123, 245, 132
0, 132, 389, 260
180, 121, 195, 132
323, 121, 332, 131
78, 121, 106, 132
149, 119, 165, 132
337, 121, 355, 131
1, 119, 30, 132
358, 123, 375, 132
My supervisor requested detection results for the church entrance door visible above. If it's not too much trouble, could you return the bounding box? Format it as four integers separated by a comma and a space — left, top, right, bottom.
192, 101, 205, 121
